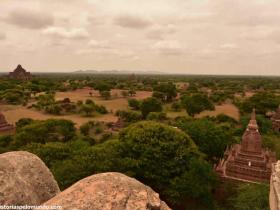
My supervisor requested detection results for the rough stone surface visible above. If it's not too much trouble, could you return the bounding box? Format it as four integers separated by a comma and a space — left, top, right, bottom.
41, 172, 171, 210
270, 161, 280, 210
0, 151, 60, 205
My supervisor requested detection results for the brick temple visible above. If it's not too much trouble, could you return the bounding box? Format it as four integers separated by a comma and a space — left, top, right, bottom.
215, 109, 276, 183
0, 112, 14, 133
271, 105, 280, 132
9, 64, 32, 80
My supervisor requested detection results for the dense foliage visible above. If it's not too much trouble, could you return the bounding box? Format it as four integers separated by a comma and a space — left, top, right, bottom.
1, 74, 280, 210
181, 93, 215, 116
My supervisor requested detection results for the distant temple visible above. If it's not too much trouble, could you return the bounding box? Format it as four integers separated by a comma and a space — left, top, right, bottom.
215, 109, 276, 183
271, 105, 280, 132
0, 112, 14, 133
9, 65, 32, 80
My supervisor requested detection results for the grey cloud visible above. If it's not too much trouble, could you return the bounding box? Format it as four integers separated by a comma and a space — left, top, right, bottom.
114, 15, 152, 29
5, 8, 54, 29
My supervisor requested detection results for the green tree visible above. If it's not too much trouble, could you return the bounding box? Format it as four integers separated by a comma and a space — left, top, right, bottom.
171, 101, 182, 112
100, 91, 111, 100
140, 97, 162, 118
153, 82, 177, 102
146, 112, 167, 121
175, 118, 234, 162
45, 104, 63, 115
13, 119, 76, 147
237, 92, 280, 114
128, 98, 141, 110
117, 121, 217, 208
116, 110, 142, 123
94, 82, 111, 92
79, 104, 95, 116
181, 93, 214, 116
15, 118, 35, 131
37, 93, 55, 108
230, 184, 269, 210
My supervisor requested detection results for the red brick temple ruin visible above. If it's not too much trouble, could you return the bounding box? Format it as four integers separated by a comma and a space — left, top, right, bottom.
271, 105, 280, 132
215, 109, 276, 183
0, 112, 14, 133
9, 64, 32, 80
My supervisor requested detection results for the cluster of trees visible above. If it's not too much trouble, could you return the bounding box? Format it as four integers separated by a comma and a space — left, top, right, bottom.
79, 121, 113, 144
152, 82, 177, 102
78, 99, 108, 116
0, 119, 218, 209
2, 75, 280, 209
1, 103, 277, 209
0, 88, 31, 105
120, 97, 166, 122
181, 93, 215, 116
0, 78, 69, 105
33, 94, 108, 116
236, 92, 280, 114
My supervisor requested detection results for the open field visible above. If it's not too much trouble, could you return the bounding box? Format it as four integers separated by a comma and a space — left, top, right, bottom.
1, 105, 118, 127
56, 88, 152, 112
0, 89, 153, 127
196, 103, 240, 120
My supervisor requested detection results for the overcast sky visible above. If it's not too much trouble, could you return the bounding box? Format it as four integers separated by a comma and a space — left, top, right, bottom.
1, 0, 280, 75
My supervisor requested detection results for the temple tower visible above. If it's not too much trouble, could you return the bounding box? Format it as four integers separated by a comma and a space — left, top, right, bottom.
8, 65, 32, 80
0, 112, 14, 132
215, 109, 276, 183
241, 109, 262, 154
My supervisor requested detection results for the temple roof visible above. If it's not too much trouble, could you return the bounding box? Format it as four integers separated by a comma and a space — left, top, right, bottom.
13, 64, 27, 73
241, 109, 262, 154
247, 108, 258, 131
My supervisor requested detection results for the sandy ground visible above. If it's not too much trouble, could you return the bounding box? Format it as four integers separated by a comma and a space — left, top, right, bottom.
0, 88, 240, 127
56, 88, 152, 112
1, 105, 118, 127
196, 103, 240, 120
0, 89, 152, 127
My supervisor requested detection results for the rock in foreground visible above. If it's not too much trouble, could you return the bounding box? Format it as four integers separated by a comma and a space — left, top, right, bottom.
42, 172, 171, 210
0, 151, 60, 205
270, 160, 280, 210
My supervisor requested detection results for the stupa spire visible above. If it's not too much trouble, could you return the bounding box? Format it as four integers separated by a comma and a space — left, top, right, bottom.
247, 108, 258, 130
251, 108, 256, 120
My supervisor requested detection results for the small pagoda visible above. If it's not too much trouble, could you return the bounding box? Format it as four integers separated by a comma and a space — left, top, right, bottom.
271, 105, 280, 132
0, 112, 14, 133
215, 109, 276, 183
9, 64, 32, 80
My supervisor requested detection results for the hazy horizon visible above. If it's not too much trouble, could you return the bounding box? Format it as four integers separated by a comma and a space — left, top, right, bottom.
1, 0, 280, 75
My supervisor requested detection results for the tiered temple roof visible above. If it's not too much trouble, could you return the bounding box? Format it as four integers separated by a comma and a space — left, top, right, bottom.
215, 109, 276, 183
272, 105, 280, 132
9, 64, 32, 80
0, 112, 14, 132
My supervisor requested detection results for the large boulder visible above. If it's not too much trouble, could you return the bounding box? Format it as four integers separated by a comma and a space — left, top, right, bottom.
270, 160, 280, 210
41, 172, 171, 210
0, 151, 60, 205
